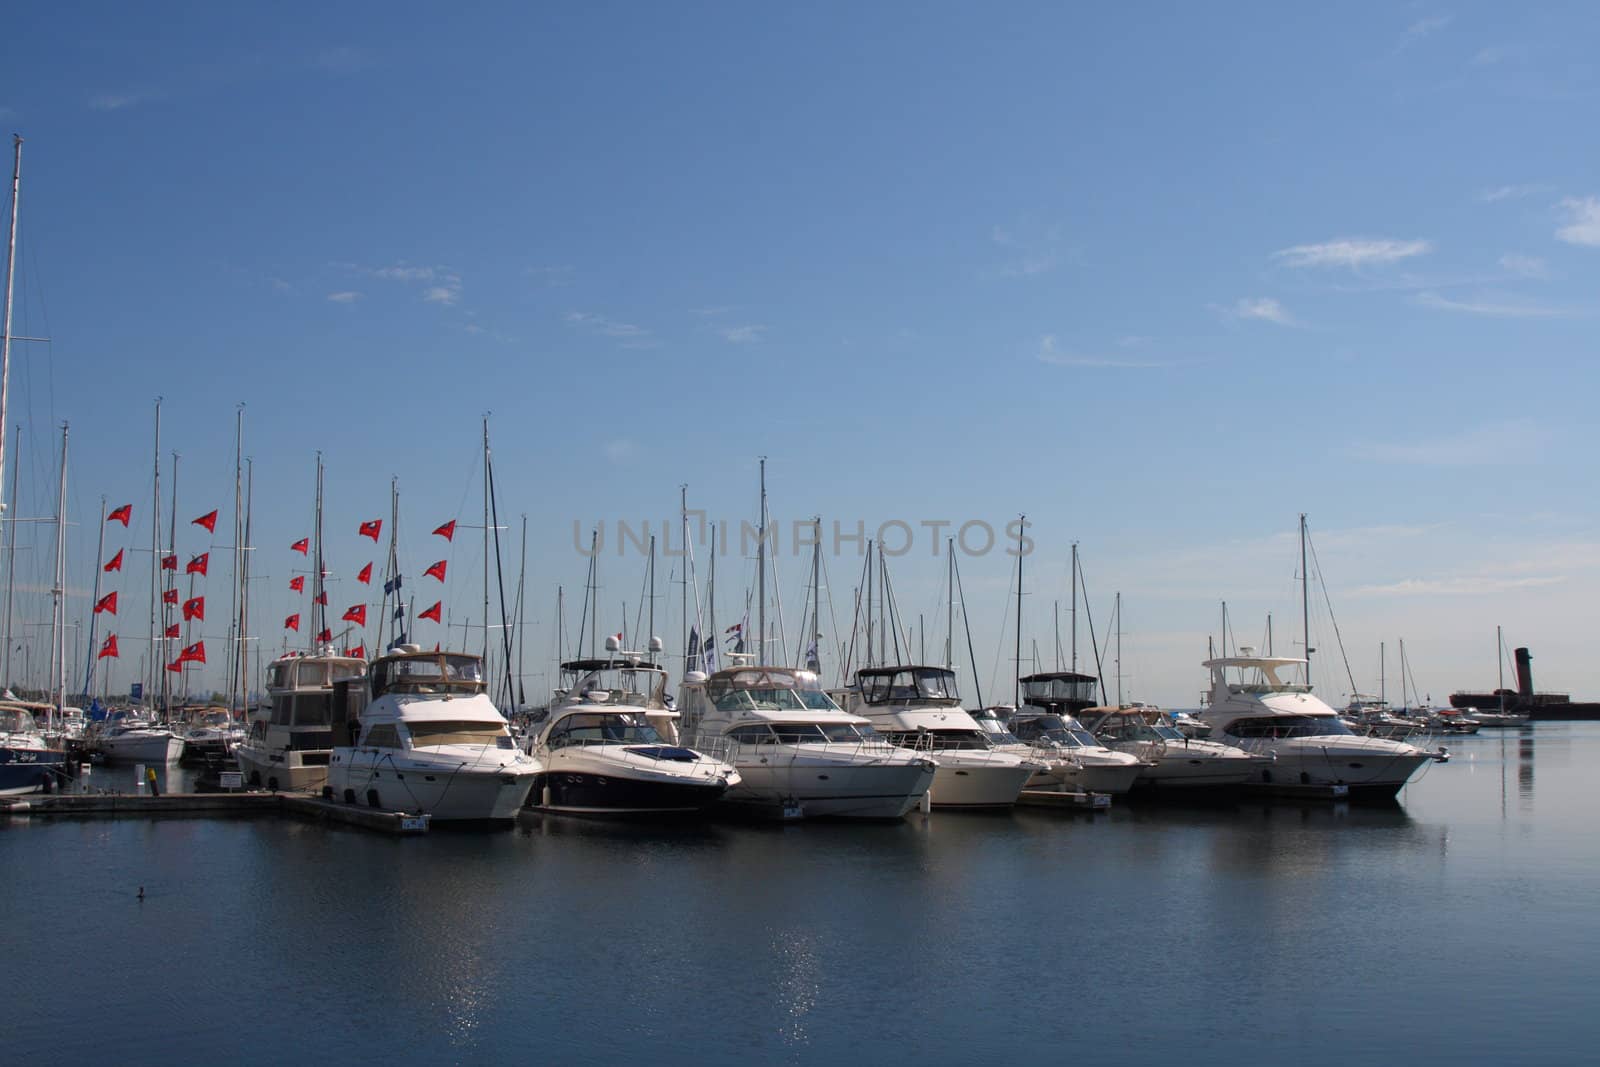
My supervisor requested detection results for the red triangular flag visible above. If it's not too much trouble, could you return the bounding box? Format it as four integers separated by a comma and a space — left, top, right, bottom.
186, 552, 208, 576
291, 537, 309, 554
357, 562, 372, 584
98, 634, 119, 659
162, 588, 178, 604
103, 549, 124, 573
179, 640, 206, 664
419, 601, 442, 623
314, 591, 328, 605
165, 623, 180, 638
284, 613, 300, 632
316, 628, 332, 643
107, 504, 132, 526
342, 604, 366, 627
94, 591, 118, 615
289, 575, 305, 592
161, 554, 177, 571
424, 559, 447, 582
166, 660, 184, 673
182, 596, 205, 621
433, 520, 456, 541
358, 519, 382, 541
192, 509, 218, 533
345, 644, 366, 659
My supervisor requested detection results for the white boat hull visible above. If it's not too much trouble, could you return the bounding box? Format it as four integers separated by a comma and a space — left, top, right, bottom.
98, 731, 183, 765
235, 744, 329, 792
723, 753, 935, 819
927, 757, 1036, 808
329, 750, 536, 822
1232, 737, 1434, 799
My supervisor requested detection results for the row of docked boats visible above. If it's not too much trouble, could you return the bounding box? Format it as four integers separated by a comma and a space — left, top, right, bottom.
198, 637, 1451, 824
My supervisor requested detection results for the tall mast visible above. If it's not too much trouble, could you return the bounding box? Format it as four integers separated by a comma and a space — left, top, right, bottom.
757, 457, 766, 665
944, 538, 954, 669
162, 450, 178, 712
1497, 624, 1505, 716
1014, 514, 1023, 709
240, 458, 253, 711
556, 586, 564, 666
706, 526, 717, 670
647, 534, 656, 652
517, 513, 527, 701
49, 422, 67, 718
1069, 541, 1078, 672
1114, 591, 1122, 707
1379, 641, 1386, 705
2, 427, 19, 684
0, 136, 22, 514
864, 540, 873, 668
1053, 600, 1060, 672
482, 416, 490, 663
229, 406, 243, 711
679, 485, 688, 675
809, 517, 820, 671
310, 453, 324, 652
148, 401, 161, 708
81, 497, 107, 698
1300, 512, 1311, 687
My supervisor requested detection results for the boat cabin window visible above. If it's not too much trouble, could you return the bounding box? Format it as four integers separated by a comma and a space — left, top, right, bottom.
1021, 675, 1098, 705
728, 725, 776, 744
1223, 715, 1350, 740
795, 687, 844, 713
546, 712, 661, 747
709, 683, 807, 713
973, 715, 1022, 744
565, 664, 667, 708
1011, 714, 1100, 749
363, 723, 401, 748
858, 668, 960, 705
880, 728, 991, 751
408, 720, 513, 748
0, 707, 38, 734
291, 693, 334, 728
370, 654, 486, 697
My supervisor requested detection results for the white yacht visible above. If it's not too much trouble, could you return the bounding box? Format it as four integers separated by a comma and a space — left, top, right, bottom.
236, 650, 367, 791
969, 705, 1080, 790
179, 707, 246, 764
91, 710, 184, 765
523, 655, 739, 815
1006, 674, 1146, 795
1077, 704, 1268, 792
836, 666, 1039, 808
1198, 651, 1447, 800
327, 647, 536, 824
677, 665, 936, 819
0, 703, 68, 795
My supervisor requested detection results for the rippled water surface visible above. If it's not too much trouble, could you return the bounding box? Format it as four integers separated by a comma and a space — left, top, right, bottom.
7, 726, 1598, 1065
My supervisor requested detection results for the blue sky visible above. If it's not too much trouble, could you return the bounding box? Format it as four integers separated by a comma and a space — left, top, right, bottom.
2, 2, 1597, 707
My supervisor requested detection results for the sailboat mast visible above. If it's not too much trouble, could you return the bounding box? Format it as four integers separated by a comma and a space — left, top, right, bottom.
517, 513, 527, 699
482, 416, 490, 663
1115, 591, 1122, 707
945, 538, 954, 670
757, 457, 766, 665
679, 485, 687, 675
0, 136, 21, 513
706, 527, 717, 670
81, 497, 107, 698
1380, 641, 1386, 706
148, 401, 161, 708
310, 453, 323, 652
1497, 624, 1505, 715
229, 406, 243, 710
810, 517, 820, 671
864, 540, 874, 668
1300, 512, 1311, 687
1014, 514, 1024, 709
647, 534, 656, 651
1070, 541, 1078, 672
240, 458, 253, 712
49, 422, 67, 718
1, 427, 18, 683
163, 450, 178, 712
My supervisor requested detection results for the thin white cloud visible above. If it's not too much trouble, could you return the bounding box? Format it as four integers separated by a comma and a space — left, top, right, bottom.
372, 264, 436, 282
1274, 238, 1432, 269
567, 311, 651, 342
1349, 419, 1555, 466
1000, 252, 1059, 278
689, 306, 732, 317
1349, 575, 1563, 597
1414, 291, 1577, 318
326, 291, 362, 303
1396, 14, 1454, 52
1472, 44, 1528, 67
1036, 335, 1171, 368
717, 324, 766, 344
1117, 335, 1152, 348
604, 438, 635, 463
1498, 253, 1547, 278
88, 92, 139, 111
1229, 297, 1297, 326
1477, 183, 1546, 203
422, 283, 460, 305
1555, 196, 1600, 246
989, 221, 1065, 279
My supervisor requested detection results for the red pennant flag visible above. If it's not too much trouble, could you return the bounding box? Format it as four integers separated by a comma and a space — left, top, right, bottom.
314, 591, 328, 605
166, 661, 183, 673
165, 623, 180, 638
342, 604, 367, 627
182, 596, 205, 621
433, 520, 456, 541
107, 504, 133, 526
186, 552, 209, 576
357, 562, 372, 584
162, 588, 178, 605
284, 613, 300, 632
316, 628, 332, 643
419, 601, 442, 623
358, 519, 382, 541
98, 634, 119, 659
161, 554, 177, 571
424, 559, 447, 582
291, 537, 309, 554
104, 549, 124, 573
344, 643, 366, 658
192, 509, 218, 533
94, 591, 118, 615
289, 575, 305, 592
179, 640, 206, 664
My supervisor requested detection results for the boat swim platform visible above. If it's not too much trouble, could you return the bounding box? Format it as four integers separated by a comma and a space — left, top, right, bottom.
1016, 789, 1112, 812
0, 791, 430, 835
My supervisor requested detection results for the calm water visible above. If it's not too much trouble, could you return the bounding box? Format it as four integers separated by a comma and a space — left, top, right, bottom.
7, 727, 1599, 1065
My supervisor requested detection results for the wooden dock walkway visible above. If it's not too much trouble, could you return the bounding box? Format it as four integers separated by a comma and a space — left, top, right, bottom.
1, 791, 430, 834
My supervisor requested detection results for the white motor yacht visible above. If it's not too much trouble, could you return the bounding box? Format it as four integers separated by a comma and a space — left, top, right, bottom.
836, 666, 1039, 808
327, 647, 537, 823
970, 705, 1078, 790
179, 707, 246, 764
524, 653, 739, 815
677, 665, 936, 819
92, 710, 184, 765
1198, 650, 1447, 800
0, 703, 69, 795
1007, 675, 1146, 795
236, 650, 367, 791
1077, 704, 1268, 791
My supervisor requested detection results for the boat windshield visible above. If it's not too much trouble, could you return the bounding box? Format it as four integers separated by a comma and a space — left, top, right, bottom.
1095, 716, 1164, 742
728, 721, 877, 743
372, 653, 485, 696
971, 714, 1022, 745
882, 728, 993, 751
1012, 714, 1100, 748
1022, 675, 1097, 705
1151, 725, 1187, 742
0, 707, 38, 734
794, 688, 844, 712
407, 720, 514, 748
1223, 714, 1352, 740
710, 684, 808, 713
546, 711, 663, 747
858, 667, 960, 705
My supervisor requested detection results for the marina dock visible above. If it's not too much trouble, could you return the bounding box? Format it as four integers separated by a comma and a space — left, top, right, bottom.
1, 790, 430, 835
